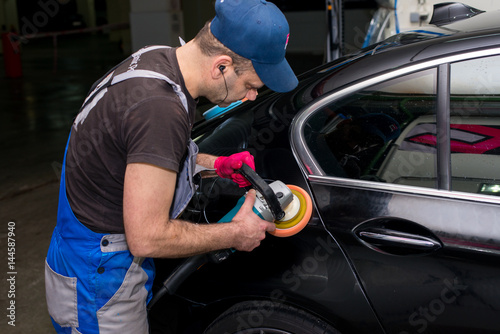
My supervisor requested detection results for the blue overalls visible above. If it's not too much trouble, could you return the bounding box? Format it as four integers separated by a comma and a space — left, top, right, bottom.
45, 46, 199, 334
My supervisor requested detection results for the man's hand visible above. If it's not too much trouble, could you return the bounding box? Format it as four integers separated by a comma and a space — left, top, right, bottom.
214, 151, 255, 187
230, 189, 276, 252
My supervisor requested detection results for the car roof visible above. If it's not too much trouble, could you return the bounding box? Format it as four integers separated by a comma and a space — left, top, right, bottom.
303, 9, 500, 99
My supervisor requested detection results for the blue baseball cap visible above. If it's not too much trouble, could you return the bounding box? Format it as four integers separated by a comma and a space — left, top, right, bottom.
210, 0, 298, 93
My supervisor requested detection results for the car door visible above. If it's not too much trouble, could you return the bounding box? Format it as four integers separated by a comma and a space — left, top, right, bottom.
292, 52, 500, 333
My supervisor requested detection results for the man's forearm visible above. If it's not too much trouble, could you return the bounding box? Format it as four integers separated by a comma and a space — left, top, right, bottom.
196, 153, 218, 178
123, 163, 274, 259
196, 153, 217, 169
128, 217, 238, 258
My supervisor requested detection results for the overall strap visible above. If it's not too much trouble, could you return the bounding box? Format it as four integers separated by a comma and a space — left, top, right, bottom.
74, 46, 189, 129
111, 69, 189, 112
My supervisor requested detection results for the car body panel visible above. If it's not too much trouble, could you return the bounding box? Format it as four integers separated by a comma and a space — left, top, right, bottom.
173, 225, 385, 333
309, 178, 500, 332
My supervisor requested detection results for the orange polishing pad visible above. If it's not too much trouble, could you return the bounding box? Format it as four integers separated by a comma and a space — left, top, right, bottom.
270, 185, 313, 237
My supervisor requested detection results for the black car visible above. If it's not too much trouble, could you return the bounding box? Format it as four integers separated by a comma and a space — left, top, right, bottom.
150, 7, 500, 334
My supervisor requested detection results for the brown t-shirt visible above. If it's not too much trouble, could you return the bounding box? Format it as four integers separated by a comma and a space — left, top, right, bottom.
65, 47, 197, 233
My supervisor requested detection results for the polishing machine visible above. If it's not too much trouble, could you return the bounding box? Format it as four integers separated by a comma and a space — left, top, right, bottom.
147, 163, 312, 310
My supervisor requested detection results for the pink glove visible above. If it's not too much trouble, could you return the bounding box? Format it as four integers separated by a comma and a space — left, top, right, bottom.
214, 151, 255, 187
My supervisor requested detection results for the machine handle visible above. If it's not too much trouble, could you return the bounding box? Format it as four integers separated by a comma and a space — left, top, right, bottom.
238, 163, 285, 221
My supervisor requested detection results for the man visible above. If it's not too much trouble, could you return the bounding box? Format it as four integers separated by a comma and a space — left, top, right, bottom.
45, 0, 298, 333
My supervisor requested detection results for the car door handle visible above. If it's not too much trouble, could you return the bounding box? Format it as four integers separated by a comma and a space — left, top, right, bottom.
353, 218, 442, 256
358, 229, 441, 249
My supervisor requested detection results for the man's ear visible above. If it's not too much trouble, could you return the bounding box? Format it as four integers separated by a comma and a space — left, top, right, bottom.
212, 56, 232, 78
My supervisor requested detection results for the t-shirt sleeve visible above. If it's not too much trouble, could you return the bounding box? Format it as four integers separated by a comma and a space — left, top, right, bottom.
123, 95, 191, 173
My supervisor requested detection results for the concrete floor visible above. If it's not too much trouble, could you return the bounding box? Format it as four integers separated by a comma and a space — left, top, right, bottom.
0, 33, 127, 334
0, 33, 323, 333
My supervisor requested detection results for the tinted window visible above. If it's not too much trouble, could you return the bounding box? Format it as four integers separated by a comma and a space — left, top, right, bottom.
304, 69, 438, 186
304, 55, 500, 197
449, 55, 500, 195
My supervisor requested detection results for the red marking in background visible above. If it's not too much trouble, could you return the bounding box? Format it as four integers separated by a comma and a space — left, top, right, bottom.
407, 124, 500, 154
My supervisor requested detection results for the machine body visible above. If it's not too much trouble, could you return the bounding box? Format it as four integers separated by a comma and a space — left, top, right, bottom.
218, 180, 293, 223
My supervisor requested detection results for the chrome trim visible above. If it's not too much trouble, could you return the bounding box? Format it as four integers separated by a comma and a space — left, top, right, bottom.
291, 47, 500, 203
359, 231, 439, 248
307, 174, 500, 205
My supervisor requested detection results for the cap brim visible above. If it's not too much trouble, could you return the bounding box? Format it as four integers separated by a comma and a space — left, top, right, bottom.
253, 58, 298, 93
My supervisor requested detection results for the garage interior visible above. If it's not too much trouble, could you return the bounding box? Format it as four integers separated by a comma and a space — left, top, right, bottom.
1, 0, 497, 332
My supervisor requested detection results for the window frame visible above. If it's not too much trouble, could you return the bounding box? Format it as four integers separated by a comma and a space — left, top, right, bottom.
291, 47, 500, 204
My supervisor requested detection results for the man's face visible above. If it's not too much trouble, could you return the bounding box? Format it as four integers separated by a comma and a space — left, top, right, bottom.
212, 68, 264, 107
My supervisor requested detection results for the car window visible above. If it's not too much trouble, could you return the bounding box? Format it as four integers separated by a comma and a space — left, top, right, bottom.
304, 68, 438, 186
449, 55, 500, 195
303, 55, 500, 197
